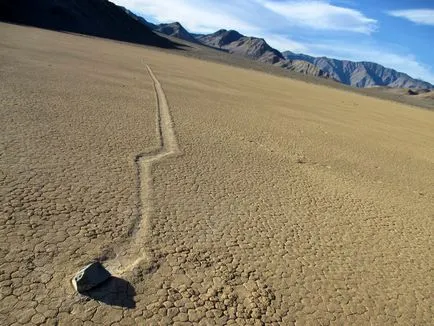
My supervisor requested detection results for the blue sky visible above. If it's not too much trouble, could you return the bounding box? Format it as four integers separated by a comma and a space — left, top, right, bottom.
114, 0, 434, 84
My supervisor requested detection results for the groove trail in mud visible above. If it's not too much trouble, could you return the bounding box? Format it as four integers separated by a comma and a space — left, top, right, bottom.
107, 65, 180, 274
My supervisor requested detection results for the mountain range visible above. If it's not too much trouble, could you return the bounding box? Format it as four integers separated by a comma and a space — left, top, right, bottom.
283, 52, 433, 89
133, 15, 432, 89
197, 29, 329, 78
165, 26, 328, 78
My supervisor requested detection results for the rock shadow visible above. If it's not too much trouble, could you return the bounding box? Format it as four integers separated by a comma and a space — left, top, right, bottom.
83, 277, 136, 309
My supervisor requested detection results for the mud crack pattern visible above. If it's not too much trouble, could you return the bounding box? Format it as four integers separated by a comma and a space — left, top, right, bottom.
1, 23, 433, 325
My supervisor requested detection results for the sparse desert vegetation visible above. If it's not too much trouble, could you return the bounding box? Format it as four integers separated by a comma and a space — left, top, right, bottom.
1, 23, 433, 325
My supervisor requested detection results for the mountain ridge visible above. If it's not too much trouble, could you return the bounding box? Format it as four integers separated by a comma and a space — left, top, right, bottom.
283, 51, 433, 89
155, 22, 200, 44
198, 29, 285, 64
196, 29, 330, 78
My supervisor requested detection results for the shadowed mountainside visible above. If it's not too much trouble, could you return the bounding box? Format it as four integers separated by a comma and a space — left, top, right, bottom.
283, 51, 434, 89
0, 0, 176, 49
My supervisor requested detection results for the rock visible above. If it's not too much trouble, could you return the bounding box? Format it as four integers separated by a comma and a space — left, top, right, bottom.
407, 89, 418, 95
72, 262, 111, 292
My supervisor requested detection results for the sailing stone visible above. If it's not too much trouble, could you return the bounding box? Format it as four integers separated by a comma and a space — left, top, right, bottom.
72, 261, 111, 292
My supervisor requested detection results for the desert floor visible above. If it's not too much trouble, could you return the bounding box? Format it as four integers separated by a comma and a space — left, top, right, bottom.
0, 23, 433, 325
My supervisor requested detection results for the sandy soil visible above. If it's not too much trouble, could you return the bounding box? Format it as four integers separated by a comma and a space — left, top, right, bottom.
418, 91, 434, 99
1, 23, 433, 325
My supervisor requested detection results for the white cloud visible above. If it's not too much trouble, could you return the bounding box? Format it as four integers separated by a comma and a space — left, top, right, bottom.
261, 0, 377, 34
387, 9, 434, 26
114, 0, 259, 34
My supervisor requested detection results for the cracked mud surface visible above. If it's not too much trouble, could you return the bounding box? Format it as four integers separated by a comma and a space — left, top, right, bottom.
1, 23, 433, 325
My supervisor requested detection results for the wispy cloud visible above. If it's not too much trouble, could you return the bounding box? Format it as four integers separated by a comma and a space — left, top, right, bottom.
260, 0, 377, 34
387, 9, 434, 26
114, 0, 259, 33
256, 34, 309, 53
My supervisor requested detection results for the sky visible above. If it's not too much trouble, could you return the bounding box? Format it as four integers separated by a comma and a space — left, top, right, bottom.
113, 0, 434, 84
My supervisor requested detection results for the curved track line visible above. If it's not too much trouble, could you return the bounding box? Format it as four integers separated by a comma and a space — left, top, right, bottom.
106, 65, 180, 275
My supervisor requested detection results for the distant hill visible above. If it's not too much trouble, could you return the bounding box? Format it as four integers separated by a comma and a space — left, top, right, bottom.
198, 29, 284, 64
197, 29, 329, 78
283, 52, 433, 89
0, 0, 175, 49
154, 22, 200, 44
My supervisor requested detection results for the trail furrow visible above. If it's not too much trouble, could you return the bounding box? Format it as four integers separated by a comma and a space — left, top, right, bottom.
107, 65, 180, 274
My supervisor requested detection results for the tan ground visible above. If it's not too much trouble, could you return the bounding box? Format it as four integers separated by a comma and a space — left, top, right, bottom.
1, 23, 433, 325
418, 91, 434, 99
